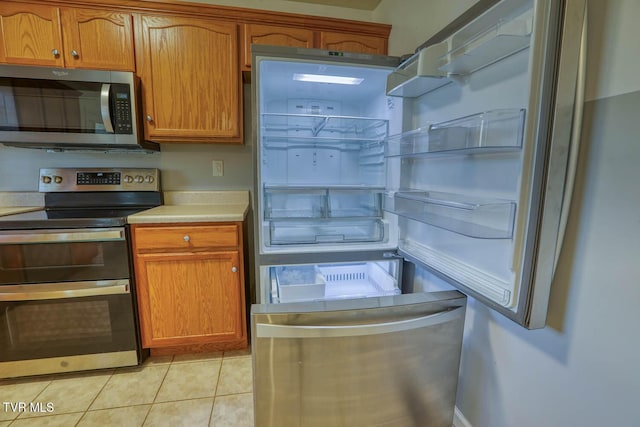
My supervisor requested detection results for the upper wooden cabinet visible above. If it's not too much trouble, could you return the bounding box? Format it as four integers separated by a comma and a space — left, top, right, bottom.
135, 15, 242, 143
320, 31, 387, 55
0, 3, 134, 70
0, 3, 64, 67
60, 8, 134, 71
243, 23, 314, 70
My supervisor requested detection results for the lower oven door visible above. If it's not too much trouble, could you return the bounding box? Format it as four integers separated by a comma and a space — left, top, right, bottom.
0, 280, 140, 378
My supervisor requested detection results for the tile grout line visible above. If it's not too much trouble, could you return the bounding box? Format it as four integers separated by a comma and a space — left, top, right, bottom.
208, 353, 226, 426
139, 356, 174, 426
74, 369, 117, 426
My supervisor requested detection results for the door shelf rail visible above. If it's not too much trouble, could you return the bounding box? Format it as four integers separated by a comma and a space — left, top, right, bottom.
385, 109, 525, 157
384, 190, 516, 239
264, 185, 384, 220
261, 113, 388, 139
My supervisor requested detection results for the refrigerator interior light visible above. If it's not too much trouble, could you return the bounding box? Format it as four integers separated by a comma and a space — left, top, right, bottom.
293, 73, 364, 85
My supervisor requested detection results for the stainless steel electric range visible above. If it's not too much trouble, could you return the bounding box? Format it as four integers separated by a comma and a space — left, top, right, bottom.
0, 168, 162, 378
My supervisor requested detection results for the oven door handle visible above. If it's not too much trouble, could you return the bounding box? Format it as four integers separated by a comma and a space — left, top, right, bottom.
0, 280, 130, 301
0, 228, 124, 244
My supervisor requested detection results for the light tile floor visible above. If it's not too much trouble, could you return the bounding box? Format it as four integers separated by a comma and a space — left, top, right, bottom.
0, 348, 253, 427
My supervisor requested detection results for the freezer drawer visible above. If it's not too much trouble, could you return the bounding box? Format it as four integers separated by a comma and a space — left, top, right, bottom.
270, 261, 400, 303
251, 291, 467, 427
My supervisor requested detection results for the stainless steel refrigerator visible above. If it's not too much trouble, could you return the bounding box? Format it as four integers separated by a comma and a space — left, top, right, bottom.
250, 0, 587, 425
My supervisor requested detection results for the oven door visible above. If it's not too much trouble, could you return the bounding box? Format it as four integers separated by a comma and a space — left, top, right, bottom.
0, 280, 139, 378
0, 227, 140, 377
0, 228, 129, 284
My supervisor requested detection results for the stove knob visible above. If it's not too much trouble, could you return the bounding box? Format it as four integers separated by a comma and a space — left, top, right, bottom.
42, 176, 52, 184
135, 175, 144, 183
53, 176, 63, 184
145, 175, 155, 184
124, 175, 134, 183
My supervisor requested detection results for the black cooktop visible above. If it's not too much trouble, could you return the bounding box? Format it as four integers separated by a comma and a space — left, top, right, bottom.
0, 207, 152, 230
0, 168, 163, 231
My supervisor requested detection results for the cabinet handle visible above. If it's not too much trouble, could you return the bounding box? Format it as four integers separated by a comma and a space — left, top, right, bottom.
231, 267, 238, 273
146, 115, 153, 122
71, 50, 79, 58
183, 235, 190, 242
51, 49, 60, 57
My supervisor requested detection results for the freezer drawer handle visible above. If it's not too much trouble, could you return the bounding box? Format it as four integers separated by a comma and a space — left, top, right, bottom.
255, 306, 462, 339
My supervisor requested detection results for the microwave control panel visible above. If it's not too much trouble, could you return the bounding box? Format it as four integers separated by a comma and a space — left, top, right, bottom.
110, 84, 133, 134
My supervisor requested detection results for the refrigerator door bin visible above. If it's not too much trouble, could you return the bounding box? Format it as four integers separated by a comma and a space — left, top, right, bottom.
386, 42, 452, 98
439, 0, 534, 75
270, 260, 400, 303
385, 109, 525, 157
269, 218, 386, 245
384, 190, 517, 239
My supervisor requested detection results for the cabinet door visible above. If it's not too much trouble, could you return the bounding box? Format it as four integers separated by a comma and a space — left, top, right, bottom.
243, 23, 313, 70
136, 15, 242, 143
135, 250, 244, 348
60, 8, 134, 71
0, 3, 64, 67
319, 31, 387, 55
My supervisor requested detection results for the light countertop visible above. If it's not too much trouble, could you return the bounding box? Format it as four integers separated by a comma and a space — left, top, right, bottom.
127, 191, 249, 224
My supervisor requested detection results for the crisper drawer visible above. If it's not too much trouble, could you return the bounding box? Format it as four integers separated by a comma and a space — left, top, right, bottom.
269, 219, 385, 245
133, 224, 239, 251
270, 261, 400, 303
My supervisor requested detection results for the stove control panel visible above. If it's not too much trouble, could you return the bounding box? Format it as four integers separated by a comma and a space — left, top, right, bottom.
39, 168, 160, 192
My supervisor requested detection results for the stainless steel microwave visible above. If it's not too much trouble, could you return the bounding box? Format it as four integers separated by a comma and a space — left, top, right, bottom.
0, 65, 158, 152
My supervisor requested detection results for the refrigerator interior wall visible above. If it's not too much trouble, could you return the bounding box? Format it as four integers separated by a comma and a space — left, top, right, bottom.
386, 0, 536, 311
257, 59, 402, 253
261, 259, 401, 304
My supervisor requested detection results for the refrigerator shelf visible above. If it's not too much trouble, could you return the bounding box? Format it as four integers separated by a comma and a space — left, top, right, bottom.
385, 109, 525, 157
384, 190, 516, 239
261, 113, 388, 138
271, 262, 399, 303
269, 218, 386, 245
262, 136, 385, 148
438, 2, 533, 75
264, 185, 384, 219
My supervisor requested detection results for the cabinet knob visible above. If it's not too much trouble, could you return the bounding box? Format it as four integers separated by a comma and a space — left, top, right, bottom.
183, 235, 190, 242
231, 266, 238, 273
146, 115, 153, 122
51, 49, 60, 57
71, 50, 79, 58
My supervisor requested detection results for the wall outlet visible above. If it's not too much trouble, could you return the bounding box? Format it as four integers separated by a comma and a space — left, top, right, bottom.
212, 160, 224, 177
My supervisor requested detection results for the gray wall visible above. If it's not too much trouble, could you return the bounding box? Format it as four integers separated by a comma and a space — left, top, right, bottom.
374, 0, 640, 425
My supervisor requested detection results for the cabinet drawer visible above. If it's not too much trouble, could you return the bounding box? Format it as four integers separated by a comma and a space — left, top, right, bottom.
134, 224, 239, 251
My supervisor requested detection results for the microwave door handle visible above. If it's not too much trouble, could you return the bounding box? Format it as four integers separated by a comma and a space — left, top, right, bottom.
100, 83, 115, 134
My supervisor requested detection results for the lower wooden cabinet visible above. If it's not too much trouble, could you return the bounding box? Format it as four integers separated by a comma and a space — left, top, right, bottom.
131, 222, 247, 352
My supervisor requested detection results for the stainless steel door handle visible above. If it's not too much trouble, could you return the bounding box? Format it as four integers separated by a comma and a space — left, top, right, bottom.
100, 83, 115, 134
0, 280, 130, 301
255, 306, 463, 338
0, 228, 124, 244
